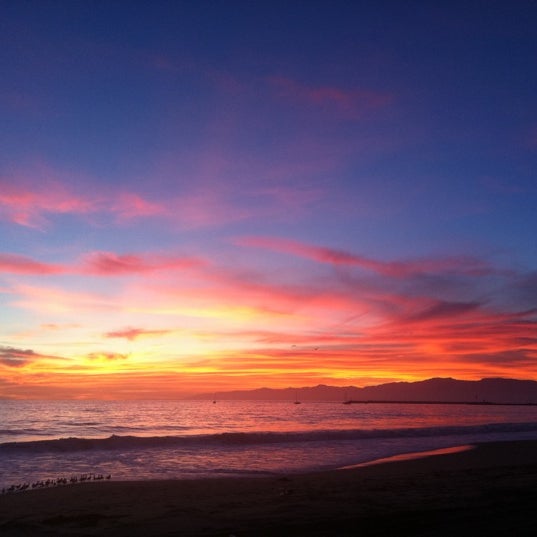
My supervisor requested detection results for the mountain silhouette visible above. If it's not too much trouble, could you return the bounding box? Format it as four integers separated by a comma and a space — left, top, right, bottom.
192, 378, 537, 404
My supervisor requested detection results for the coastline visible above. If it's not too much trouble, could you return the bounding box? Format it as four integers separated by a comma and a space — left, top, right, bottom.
1, 439, 537, 536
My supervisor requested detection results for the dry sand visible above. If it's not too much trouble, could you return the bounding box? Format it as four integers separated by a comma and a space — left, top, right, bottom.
1, 440, 537, 536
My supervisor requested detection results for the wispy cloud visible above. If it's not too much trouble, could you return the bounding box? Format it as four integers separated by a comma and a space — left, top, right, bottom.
0, 170, 163, 230
104, 327, 172, 341
0, 253, 64, 274
0, 346, 64, 368
0, 250, 204, 277
111, 193, 165, 221
0, 346, 38, 367
0, 172, 318, 231
81, 251, 204, 276
268, 76, 393, 118
236, 236, 494, 277
86, 352, 129, 361
12, 283, 118, 314
406, 300, 483, 322
0, 178, 97, 229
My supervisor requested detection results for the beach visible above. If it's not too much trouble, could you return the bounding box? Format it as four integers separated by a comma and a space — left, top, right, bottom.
1, 440, 537, 536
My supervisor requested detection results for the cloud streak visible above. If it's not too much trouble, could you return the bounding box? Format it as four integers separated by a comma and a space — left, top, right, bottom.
104, 327, 172, 341
0, 250, 205, 277
0, 254, 64, 275
0, 346, 38, 367
236, 236, 494, 277
0, 346, 66, 368
268, 76, 393, 118
0, 178, 97, 229
0, 174, 318, 232
81, 252, 204, 276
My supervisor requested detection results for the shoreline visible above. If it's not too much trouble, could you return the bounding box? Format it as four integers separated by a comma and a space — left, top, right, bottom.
339, 443, 476, 469
2, 439, 537, 535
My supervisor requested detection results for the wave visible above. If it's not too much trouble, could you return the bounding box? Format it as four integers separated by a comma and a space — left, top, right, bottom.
2, 421, 537, 454
57, 421, 102, 427
0, 428, 53, 437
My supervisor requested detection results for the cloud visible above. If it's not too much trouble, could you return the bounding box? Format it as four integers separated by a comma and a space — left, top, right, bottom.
407, 300, 482, 322
104, 327, 172, 341
0, 346, 37, 367
40, 323, 80, 330
459, 349, 537, 365
0, 157, 327, 232
0, 168, 166, 229
86, 352, 129, 361
268, 76, 393, 118
0, 177, 97, 229
12, 283, 117, 314
111, 193, 165, 221
0, 249, 205, 278
81, 251, 203, 275
0, 253, 64, 274
0, 346, 64, 367
236, 236, 493, 277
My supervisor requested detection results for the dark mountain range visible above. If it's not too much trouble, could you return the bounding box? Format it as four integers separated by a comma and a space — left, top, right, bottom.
191, 378, 537, 404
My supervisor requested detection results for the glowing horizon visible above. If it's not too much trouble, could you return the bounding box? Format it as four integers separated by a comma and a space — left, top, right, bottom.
1, 3, 536, 399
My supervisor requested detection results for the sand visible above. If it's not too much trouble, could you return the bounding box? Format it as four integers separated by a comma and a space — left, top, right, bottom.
1, 440, 537, 536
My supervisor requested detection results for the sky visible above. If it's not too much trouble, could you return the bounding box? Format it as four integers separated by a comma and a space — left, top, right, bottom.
1, 1, 537, 399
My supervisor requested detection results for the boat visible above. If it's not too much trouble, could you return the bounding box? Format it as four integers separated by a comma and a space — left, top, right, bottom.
294, 391, 301, 404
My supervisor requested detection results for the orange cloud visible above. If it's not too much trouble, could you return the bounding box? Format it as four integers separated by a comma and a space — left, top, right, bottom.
3, 233, 537, 398
86, 352, 129, 361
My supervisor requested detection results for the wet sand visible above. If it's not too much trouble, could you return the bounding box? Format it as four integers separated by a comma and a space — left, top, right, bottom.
1, 440, 537, 536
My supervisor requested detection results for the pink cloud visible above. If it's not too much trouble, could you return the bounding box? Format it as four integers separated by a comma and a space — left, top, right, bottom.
0, 163, 168, 229
1, 157, 327, 231
269, 76, 393, 118
0, 176, 260, 230
169, 190, 253, 228
12, 283, 118, 314
0, 249, 205, 278
112, 193, 165, 221
236, 236, 493, 277
104, 327, 172, 341
81, 251, 204, 276
0, 253, 64, 275
41, 323, 80, 330
0, 178, 97, 228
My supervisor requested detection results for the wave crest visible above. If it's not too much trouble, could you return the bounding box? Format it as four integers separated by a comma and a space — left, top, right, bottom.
2, 422, 537, 453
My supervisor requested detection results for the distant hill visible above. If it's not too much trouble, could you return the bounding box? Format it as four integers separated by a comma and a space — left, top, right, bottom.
190, 378, 537, 404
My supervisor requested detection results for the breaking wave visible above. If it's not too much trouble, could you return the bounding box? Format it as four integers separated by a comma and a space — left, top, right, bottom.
3, 421, 537, 454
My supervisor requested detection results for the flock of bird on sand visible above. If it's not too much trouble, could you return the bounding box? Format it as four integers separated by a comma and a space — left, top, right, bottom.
1, 472, 111, 494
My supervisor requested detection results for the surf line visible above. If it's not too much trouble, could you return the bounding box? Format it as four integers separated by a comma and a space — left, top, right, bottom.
339, 444, 475, 470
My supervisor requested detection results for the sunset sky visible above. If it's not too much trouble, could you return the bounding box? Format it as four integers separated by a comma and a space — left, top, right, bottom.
1, 2, 537, 399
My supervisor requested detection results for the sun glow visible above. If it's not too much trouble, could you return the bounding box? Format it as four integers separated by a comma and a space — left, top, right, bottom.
2, 3, 537, 399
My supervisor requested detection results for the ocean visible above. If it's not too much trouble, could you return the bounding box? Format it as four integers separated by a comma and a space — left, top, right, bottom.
2, 399, 537, 489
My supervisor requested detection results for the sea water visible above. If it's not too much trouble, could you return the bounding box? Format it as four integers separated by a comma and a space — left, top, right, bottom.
2, 399, 537, 488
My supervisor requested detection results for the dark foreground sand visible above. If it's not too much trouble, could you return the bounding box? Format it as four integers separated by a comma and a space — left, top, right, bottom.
2, 440, 537, 536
